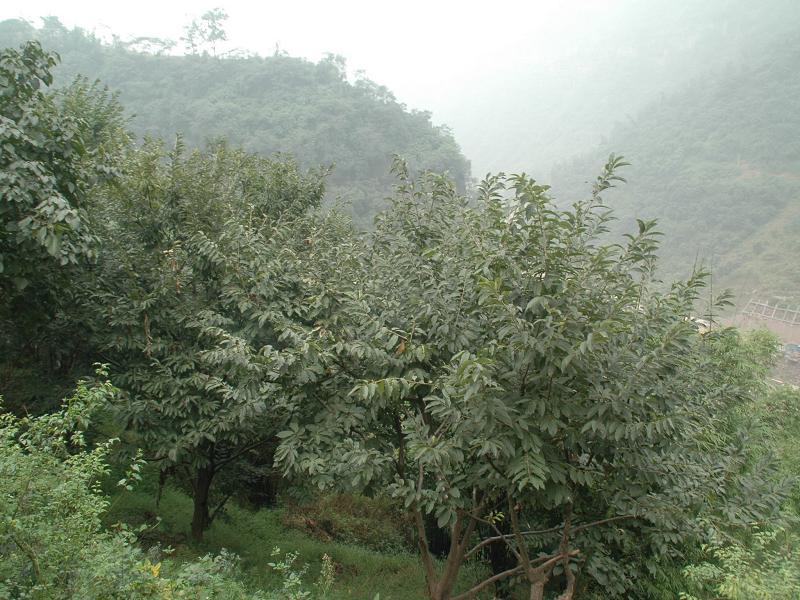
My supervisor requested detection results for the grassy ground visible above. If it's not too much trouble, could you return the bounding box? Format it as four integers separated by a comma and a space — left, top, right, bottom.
105, 482, 491, 599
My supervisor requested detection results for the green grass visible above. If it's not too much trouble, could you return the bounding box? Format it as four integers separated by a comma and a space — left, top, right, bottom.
105, 482, 491, 599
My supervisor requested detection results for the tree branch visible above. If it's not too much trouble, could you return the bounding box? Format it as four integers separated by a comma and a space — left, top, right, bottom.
394, 414, 406, 479
572, 514, 635, 535
413, 462, 437, 597
530, 550, 580, 577
464, 513, 636, 559
215, 436, 274, 469
557, 503, 577, 600
10, 530, 41, 583
450, 565, 524, 600
509, 494, 532, 570
209, 492, 233, 524
465, 524, 564, 560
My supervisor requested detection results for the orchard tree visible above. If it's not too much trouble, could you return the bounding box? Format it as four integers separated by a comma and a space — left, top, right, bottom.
0, 41, 124, 288
91, 139, 328, 540
275, 157, 788, 599
0, 41, 128, 411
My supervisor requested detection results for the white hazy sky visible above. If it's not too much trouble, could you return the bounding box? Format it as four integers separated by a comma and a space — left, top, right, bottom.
0, 0, 618, 119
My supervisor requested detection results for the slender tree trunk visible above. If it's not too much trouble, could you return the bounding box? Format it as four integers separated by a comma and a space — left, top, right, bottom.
530, 581, 545, 600
556, 503, 576, 600
435, 514, 466, 599
414, 505, 439, 598
414, 507, 480, 600
191, 464, 215, 541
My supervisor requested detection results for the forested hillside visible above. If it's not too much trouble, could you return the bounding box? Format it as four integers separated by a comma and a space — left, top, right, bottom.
0, 17, 469, 227
550, 28, 800, 301
445, 0, 800, 177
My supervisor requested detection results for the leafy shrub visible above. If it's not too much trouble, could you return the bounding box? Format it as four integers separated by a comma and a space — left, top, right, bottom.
0, 371, 137, 598
0, 371, 332, 599
266, 547, 335, 600
681, 526, 800, 600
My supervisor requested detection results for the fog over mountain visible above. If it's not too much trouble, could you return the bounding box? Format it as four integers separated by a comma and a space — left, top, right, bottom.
441, 0, 799, 177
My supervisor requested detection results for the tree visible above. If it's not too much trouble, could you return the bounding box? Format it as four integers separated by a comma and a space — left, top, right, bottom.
90, 139, 328, 540
0, 41, 128, 413
0, 41, 122, 288
275, 157, 788, 599
182, 8, 229, 57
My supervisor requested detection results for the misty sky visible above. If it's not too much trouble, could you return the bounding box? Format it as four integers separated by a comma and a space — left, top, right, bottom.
6, 0, 789, 178
0, 0, 617, 120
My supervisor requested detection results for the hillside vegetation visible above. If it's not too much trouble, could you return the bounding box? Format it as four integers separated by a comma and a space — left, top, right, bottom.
446, 0, 800, 177
0, 17, 469, 227
551, 29, 800, 301
3, 13, 800, 600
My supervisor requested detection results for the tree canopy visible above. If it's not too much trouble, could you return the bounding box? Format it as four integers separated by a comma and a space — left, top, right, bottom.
274, 157, 789, 599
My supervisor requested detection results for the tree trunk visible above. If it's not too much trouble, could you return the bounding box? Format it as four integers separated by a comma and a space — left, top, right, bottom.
530, 581, 545, 600
191, 464, 215, 541
556, 502, 576, 600
415, 507, 476, 600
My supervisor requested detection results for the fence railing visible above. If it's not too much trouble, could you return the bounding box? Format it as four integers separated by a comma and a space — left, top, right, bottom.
741, 300, 800, 325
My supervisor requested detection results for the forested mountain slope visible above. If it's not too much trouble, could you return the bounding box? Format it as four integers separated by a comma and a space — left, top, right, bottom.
0, 18, 469, 227
446, 0, 800, 178
551, 30, 800, 302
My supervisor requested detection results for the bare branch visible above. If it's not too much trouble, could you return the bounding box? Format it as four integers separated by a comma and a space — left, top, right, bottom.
412, 461, 437, 596
215, 436, 273, 469
464, 513, 637, 559
465, 524, 564, 559
572, 514, 635, 535
450, 565, 524, 600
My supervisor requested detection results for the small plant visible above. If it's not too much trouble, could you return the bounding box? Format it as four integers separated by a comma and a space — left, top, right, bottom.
315, 553, 335, 598
681, 525, 800, 600
267, 547, 338, 600
268, 547, 311, 600
117, 448, 147, 492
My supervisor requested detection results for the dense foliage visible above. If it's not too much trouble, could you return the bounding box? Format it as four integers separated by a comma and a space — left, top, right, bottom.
1, 35, 798, 600
0, 372, 336, 599
0, 41, 128, 413
273, 157, 790, 599
90, 137, 330, 540
0, 18, 470, 228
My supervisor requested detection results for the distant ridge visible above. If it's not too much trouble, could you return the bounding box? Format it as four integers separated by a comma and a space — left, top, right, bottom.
0, 17, 470, 228
550, 30, 800, 301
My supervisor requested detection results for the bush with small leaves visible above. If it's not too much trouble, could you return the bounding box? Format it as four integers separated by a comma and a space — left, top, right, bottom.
0, 370, 282, 599
681, 526, 800, 600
